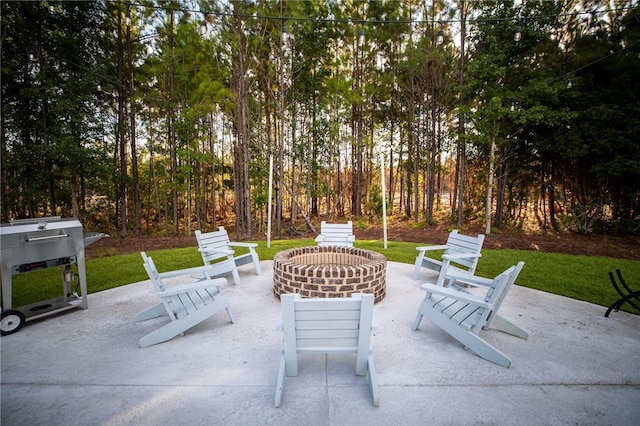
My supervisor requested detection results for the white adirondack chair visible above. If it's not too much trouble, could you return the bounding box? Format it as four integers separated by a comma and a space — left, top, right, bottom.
412, 262, 528, 367
314, 221, 356, 247
135, 252, 235, 348
412, 230, 485, 286
275, 293, 379, 408
195, 227, 261, 286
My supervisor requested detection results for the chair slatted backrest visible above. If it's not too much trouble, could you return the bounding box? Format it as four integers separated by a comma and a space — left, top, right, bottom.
316, 221, 355, 246
444, 230, 485, 272
461, 266, 513, 333
141, 252, 165, 292
450, 263, 522, 334
140, 252, 183, 319
484, 262, 525, 328
195, 227, 232, 264
281, 293, 373, 376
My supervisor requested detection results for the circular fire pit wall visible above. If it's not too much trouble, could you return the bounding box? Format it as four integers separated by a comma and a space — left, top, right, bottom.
273, 246, 387, 303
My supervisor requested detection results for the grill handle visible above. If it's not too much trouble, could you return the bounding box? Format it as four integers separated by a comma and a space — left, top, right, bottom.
26, 233, 69, 242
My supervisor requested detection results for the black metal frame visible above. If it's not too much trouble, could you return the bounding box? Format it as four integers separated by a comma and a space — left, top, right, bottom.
605, 269, 640, 317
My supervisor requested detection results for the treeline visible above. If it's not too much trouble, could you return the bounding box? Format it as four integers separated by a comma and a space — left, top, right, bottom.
2, 1, 639, 237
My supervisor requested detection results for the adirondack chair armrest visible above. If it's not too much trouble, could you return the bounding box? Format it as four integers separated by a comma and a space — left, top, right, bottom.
346, 234, 356, 242
157, 264, 218, 279
416, 244, 449, 252
442, 252, 482, 261
276, 313, 283, 331
444, 271, 493, 287
228, 241, 258, 249
420, 282, 491, 308
158, 278, 227, 297
198, 246, 235, 256
314, 235, 326, 243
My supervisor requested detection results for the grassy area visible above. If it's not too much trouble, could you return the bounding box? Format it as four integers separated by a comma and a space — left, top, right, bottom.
8, 239, 640, 314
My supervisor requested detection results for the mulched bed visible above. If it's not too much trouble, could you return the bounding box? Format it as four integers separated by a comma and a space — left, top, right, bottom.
86, 222, 640, 261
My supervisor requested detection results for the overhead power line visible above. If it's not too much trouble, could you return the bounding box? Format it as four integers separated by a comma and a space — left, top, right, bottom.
118, 0, 636, 27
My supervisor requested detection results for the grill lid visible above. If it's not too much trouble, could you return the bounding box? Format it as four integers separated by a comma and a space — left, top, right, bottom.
1, 216, 82, 232
2, 216, 82, 235
1, 217, 86, 252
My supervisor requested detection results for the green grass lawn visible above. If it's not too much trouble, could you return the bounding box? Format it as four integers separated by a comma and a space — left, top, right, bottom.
8, 239, 640, 314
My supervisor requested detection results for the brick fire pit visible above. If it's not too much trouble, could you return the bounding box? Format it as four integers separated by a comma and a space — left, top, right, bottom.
273, 246, 386, 303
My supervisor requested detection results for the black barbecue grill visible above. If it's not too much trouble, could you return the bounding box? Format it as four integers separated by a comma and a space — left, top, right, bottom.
0, 216, 107, 334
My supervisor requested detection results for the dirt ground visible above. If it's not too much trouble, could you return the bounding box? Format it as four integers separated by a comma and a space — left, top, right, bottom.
86, 222, 640, 261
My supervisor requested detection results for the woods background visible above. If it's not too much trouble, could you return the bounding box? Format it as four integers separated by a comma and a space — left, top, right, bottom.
2, 1, 639, 238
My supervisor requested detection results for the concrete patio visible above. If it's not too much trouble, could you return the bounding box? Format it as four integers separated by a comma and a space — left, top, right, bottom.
2, 260, 639, 425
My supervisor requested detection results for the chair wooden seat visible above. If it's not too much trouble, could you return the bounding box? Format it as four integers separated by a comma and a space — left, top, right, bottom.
412, 262, 527, 367
195, 227, 261, 285
412, 230, 485, 287
275, 293, 379, 407
135, 252, 235, 347
314, 221, 356, 247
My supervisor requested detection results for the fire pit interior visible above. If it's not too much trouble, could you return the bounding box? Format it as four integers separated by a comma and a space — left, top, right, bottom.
273, 246, 386, 303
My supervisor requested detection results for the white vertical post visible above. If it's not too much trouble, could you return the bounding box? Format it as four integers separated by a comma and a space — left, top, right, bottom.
267, 155, 273, 248
380, 153, 388, 249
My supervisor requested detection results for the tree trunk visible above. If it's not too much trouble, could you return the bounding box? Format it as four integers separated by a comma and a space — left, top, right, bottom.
485, 132, 496, 234
117, 11, 127, 233
456, 0, 467, 227
309, 93, 315, 217
70, 172, 79, 218
353, 35, 364, 217
231, 1, 251, 237
0, 109, 7, 222
168, 11, 178, 235
277, 12, 285, 236
495, 159, 508, 228
426, 99, 437, 224
210, 112, 217, 230
413, 101, 419, 222
127, 22, 140, 233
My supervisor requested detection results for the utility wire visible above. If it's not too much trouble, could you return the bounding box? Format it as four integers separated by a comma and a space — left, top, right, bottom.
117, 0, 635, 26
567, 38, 640, 76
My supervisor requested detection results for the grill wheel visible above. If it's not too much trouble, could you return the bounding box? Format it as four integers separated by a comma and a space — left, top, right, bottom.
1, 310, 26, 335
